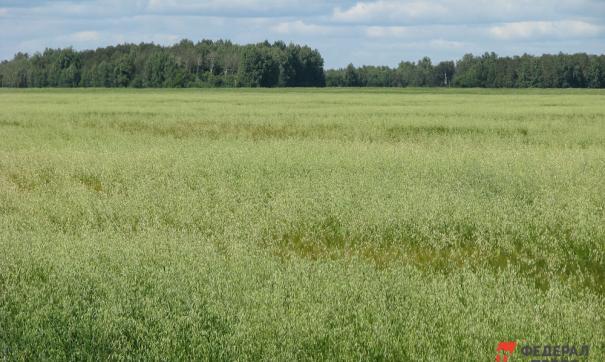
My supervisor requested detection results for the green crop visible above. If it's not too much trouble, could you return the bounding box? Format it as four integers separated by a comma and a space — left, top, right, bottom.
1, 88, 604, 361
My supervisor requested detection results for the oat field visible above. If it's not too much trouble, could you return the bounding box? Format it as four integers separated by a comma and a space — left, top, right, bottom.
1, 88, 604, 360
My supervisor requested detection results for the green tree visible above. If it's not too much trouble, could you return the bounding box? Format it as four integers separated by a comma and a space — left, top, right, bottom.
114, 55, 135, 87
237, 46, 279, 87
434, 61, 455, 86
344, 64, 360, 86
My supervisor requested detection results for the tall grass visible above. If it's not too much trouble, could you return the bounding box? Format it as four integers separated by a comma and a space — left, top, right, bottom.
1, 88, 604, 360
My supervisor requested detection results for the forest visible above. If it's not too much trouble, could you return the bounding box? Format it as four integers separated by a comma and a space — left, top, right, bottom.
0, 40, 325, 88
328, 53, 605, 88
0, 39, 603, 88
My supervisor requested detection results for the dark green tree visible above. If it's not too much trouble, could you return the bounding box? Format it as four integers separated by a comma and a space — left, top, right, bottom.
237, 45, 279, 87
344, 64, 361, 86
114, 55, 135, 87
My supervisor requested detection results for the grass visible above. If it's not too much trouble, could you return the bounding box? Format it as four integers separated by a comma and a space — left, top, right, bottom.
0, 88, 604, 361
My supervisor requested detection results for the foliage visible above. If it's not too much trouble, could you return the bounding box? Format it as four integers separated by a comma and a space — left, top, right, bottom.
237, 45, 280, 87
0, 40, 326, 88
2, 39, 603, 88
326, 53, 605, 88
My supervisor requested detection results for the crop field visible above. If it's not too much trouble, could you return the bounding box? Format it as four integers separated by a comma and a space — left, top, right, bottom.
0, 88, 604, 360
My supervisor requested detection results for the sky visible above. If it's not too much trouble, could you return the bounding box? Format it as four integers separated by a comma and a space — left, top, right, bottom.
0, 0, 604, 68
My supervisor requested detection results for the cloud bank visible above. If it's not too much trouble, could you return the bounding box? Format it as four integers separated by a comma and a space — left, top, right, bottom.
0, 0, 603, 67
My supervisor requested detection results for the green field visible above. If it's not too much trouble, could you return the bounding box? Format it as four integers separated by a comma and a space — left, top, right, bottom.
1, 88, 604, 360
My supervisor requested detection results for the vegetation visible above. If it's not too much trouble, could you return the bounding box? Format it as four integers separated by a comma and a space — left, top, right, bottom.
1, 88, 604, 360
326, 53, 605, 88
0, 40, 326, 88
1, 40, 604, 88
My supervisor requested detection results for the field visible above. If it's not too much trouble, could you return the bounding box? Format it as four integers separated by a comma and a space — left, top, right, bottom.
0, 88, 604, 360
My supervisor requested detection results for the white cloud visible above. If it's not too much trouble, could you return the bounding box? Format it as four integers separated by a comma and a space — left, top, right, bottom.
334, 1, 447, 23
490, 20, 602, 40
69, 31, 101, 42
1, 0, 604, 67
365, 26, 410, 38
429, 39, 465, 49
364, 24, 477, 43
334, 0, 605, 26
272, 20, 330, 35
145, 0, 327, 17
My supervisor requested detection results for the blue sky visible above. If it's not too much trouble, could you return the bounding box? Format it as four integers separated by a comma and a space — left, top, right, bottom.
1, 0, 604, 68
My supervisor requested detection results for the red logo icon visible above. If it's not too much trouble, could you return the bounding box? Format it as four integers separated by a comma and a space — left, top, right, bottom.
495, 341, 517, 362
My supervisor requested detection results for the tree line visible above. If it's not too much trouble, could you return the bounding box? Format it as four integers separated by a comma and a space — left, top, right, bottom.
0, 40, 603, 88
0, 40, 325, 88
327, 53, 605, 88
